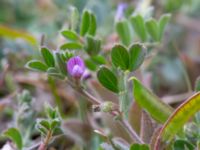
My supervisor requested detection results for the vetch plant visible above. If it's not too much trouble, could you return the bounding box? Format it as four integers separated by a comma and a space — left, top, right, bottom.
1, 2, 200, 150
24, 5, 200, 150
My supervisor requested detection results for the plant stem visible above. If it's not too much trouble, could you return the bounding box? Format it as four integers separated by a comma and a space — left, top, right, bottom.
119, 119, 143, 144
38, 130, 52, 150
78, 96, 88, 122
78, 88, 101, 105
27, 134, 64, 150
108, 136, 120, 150
119, 71, 129, 119
79, 88, 143, 144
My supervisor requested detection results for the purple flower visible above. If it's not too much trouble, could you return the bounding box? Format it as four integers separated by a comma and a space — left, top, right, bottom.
115, 2, 128, 21
67, 56, 85, 78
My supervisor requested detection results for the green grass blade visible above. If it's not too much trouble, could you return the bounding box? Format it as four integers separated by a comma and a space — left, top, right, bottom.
0, 25, 37, 45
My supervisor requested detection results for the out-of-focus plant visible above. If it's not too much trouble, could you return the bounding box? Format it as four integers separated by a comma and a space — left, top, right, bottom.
36, 105, 62, 150
115, 3, 171, 45
2, 90, 35, 150
1, 90, 62, 150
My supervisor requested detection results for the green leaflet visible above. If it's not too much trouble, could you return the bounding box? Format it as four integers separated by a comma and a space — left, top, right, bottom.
158, 14, 171, 41
111, 44, 129, 70
70, 7, 79, 31
173, 140, 194, 150
80, 10, 90, 36
80, 10, 97, 37
145, 14, 170, 42
129, 44, 146, 71
91, 55, 106, 65
97, 66, 119, 93
115, 20, 132, 46
25, 60, 48, 72
41, 47, 55, 67
47, 67, 65, 80
145, 19, 159, 41
55, 53, 67, 75
132, 77, 173, 123
4, 128, 23, 150
85, 59, 97, 71
154, 92, 200, 150
84, 36, 101, 55
88, 13, 97, 36
61, 30, 79, 41
60, 42, 83, 50
37, 119, 51, 130
130, 14, 147, 41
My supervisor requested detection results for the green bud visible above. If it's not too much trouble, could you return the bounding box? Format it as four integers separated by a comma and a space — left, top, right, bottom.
101, 101, 114, 113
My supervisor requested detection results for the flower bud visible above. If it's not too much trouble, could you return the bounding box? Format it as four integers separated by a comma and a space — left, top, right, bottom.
81, 70, 92, 80
101, 101, 115, 113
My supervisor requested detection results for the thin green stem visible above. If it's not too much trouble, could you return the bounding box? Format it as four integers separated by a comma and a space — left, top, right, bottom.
119, 71, 130, 119
78, 96, 88, 122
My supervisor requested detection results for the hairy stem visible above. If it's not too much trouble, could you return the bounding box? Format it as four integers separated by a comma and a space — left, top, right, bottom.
119, 119, 143, 144
79, 87, 143, 143
38, 130, 52, 150
119, 71, 130, 119
78, 88, 101, 105
78, 95, 88, 122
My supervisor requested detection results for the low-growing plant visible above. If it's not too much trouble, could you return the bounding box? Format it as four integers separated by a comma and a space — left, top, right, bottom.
1, 1, 200, 150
